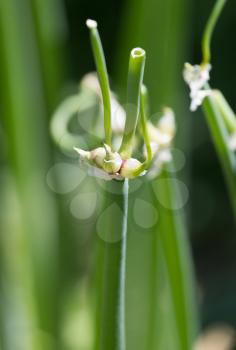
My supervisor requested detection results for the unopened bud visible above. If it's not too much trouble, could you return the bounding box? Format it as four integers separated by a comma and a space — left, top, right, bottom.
74, 147, 91, 161
120, 158, 142, 179
90, 147, 106, 168
102, 144, 122, 173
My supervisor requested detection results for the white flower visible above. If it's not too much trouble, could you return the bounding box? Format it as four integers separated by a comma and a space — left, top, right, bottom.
183, 63, 212, 111
183, 63, 211, 92
190, 89, 212, 112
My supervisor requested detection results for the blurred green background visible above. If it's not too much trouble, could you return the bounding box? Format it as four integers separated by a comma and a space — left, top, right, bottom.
0, 0, 236, 349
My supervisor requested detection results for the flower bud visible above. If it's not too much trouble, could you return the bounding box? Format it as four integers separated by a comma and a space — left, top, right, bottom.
120, 158, 142, 179
74, 147, 91, 161
102, 144, 122, 173
90, 147, 106, 168
103, 153, 122, 173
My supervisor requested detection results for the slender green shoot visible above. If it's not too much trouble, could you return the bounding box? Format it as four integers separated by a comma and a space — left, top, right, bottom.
132, 85, 152, 177
213, 90, 236, 133
118, 178, 129, 350
140, 84, 152, 164
201, 0, 227, 65
202, 93, 236, 220
86, 19, 112, 146
119, 48, 146, 159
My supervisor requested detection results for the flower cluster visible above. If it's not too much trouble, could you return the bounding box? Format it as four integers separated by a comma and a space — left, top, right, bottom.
183, 63, 212, 111
74, 144, 143, 180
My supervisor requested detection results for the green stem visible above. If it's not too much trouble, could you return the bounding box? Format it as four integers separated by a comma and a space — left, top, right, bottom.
94, 179, 129, 350
86, 19, 112, 146
140, 85, 152, 163
118, 179, 129, 350
202, 94, 236, 220
213, 90, 236, 133
50, 90, 99, 153
119, 48, 146, 159
131, 85, 152, 177
201, 0, 227, 64
151, 165, 199, 350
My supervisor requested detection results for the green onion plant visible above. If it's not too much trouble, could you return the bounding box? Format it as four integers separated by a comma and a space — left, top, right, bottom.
51, 16, 198, 350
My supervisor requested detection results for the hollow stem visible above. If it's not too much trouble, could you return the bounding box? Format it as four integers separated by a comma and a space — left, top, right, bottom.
119, 48, 146, 159
202, 93, 236, 220
94, 179, 129, 350
86, 19, 112, 146
201, 0, 227, 65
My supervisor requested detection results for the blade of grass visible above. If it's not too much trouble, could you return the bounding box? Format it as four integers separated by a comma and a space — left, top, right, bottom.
0, 0, 60, 347
30, 0, 67, 110
151, 164, 199, 350
202, 94, 236, 219
212, 90, 236, 134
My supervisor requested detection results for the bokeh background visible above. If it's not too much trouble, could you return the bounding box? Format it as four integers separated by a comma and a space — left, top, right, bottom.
0, 0, 236, 349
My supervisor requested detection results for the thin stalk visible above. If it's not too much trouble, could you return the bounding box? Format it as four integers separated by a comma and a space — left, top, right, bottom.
201, 0, 227, 65
140, 84, 152, 163
151, 165, 199, 350
119, 48, 146, 159
115, 1, 191, 349
132, 85, 152, 176
118, 179, 129, 350
94, 179, 129, 350
202, 94, 236, 219
86, 19, 112, 146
